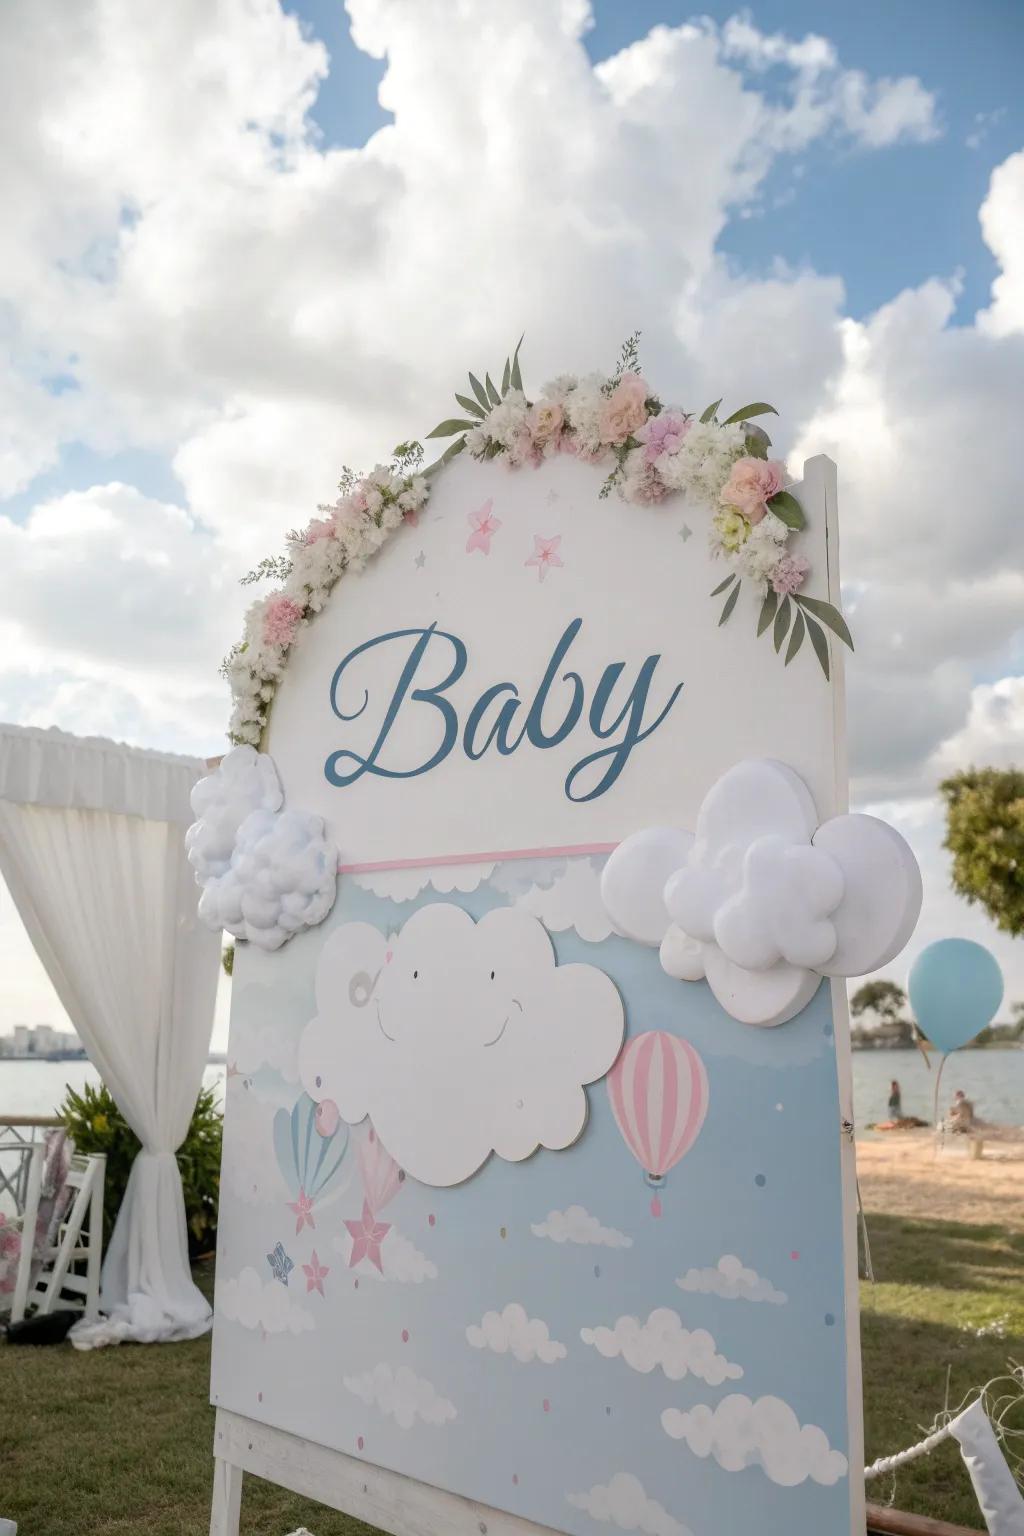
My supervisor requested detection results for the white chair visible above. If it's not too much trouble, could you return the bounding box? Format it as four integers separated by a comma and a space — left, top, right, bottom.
11, 1149, 105, 1325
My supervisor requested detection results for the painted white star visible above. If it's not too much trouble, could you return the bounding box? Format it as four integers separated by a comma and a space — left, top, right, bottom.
414, 551, 426, 568
678, 524, 692, 542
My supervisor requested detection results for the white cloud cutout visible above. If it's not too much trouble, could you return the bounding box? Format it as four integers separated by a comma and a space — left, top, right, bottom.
466, 1303, 567, 1364
567, 1472, 692, 1536
332, 1224, 437, 1285
186, 745, 282, 881
531, 1204, 632, 1250
217, 1266, 313, 1335
297, 903, 623, 1186
349, 861, 495, 901
197, 805, 337, 950
516, 856, 614, 943
580, 1308, 742, 1385
676, 1255, 787, 1305
342, 1363, 456, 1429
661, 1394, 849, 1487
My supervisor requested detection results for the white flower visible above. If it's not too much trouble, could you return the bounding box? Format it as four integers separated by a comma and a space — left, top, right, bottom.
484, 388, 529, 449
564, 372, 609, 453
465, 424, 492, 458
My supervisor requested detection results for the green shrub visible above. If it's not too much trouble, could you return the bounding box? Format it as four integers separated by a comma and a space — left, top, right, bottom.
59, 1080, 223, 1257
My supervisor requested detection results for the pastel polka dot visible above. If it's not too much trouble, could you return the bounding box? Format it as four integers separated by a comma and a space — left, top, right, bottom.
512, 1474, 519, 1486
605, 1406, 612, 1416
775, 1103, 784, 1112
357, 1436, 364, 1451
542, 1399, 550, 1413
755, 1173, 766, 1187
500, 1226, 507, 1240
825, 1313, 836, 1327
790, 1251, 800, 1261
257, 1391, 263, 1403
401, 1329, 409, 1343
428, 1213, 436, 1227
593, 1265, 601, 1278
823, 1022, 834, 1038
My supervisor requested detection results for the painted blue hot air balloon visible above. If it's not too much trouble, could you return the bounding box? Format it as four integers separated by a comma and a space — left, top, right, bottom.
273, 1092, 350, 1223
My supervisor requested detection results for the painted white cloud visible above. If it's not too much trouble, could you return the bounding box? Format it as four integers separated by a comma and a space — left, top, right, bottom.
186, 745, 282, 881
581, 1308, 742, 1386
662, 1394, 849, 1487
342, 1363, 456, 1429
532, 1204, 632, 1250
349, 861, 495, 901
197, 805, 337, 950
217, 1266, 313, 1335
332, 1225, 437, 1285
297, 903, 623, 1186
567, 1472, 692, 1536
229, 986, 302, 1082
676, 1254, 787, 1305
516, 856, 614, 943
466, 1303, 566, 1365
220, 1075, 290, 1206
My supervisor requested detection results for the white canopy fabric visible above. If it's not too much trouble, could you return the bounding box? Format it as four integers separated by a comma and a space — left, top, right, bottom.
0, 724, 221, 1346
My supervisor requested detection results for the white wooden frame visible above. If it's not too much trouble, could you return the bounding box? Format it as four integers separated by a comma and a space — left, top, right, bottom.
209, 457, 868, 1536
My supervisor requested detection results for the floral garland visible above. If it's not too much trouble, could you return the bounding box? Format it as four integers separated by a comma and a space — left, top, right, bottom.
224, 337, 852, 747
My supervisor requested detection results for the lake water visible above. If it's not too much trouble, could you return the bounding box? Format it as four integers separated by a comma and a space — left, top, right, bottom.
2, 1050, 1022, 1131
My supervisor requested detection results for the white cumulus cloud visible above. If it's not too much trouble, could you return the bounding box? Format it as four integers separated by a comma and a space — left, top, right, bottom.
516, 856, 614, 943
466, 1303, 567, 1364
567, 1472, 692, 1536
580, 1308, 742, 1385
532, 1204, 632, 1250
297, 903, 623, 1186
342, 1363, 456, 1429
676, 1255, 787, 1305
332, 1225, 437, 1285
217, 1266, 313, 1335
662, 1394, 849, 1487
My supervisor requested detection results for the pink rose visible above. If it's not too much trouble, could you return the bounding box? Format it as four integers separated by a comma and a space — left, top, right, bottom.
262, 594, 303, 648
529, 400, 565, 443
598, 372, 650, 446
636, 410, 690, 464
720, 457, 788, 525
770, 554, 809, 597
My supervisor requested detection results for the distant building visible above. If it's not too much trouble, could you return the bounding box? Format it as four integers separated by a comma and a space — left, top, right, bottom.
2, 1024, 87, 1060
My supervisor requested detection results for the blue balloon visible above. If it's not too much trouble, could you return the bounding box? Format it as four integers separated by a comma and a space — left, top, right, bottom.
908, 939, 1004, 1053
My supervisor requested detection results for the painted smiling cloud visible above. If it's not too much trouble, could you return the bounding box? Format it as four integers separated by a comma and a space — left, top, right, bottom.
298, 904, 624, 1187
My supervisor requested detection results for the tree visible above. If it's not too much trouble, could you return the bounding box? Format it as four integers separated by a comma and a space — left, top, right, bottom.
850, 979, 917, 1047
940, 767, 1024, 937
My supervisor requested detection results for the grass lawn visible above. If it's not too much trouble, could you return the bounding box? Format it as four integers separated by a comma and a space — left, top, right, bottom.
2, 1215, 1022, 1535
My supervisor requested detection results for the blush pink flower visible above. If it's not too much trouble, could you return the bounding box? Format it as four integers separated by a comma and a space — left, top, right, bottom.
720, 457, 788, 525
262, 595, 303, 647
598, 372, 650, 445
529, 399, 565, 444
304, 517, 335, 544
771, 553, 809, 597
505, 426, 542, 469
636, 410, 690, 464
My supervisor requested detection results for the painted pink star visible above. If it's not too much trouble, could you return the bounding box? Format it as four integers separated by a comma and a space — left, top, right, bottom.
466, 499, 502, 555
302, 1249, 330, 1297
225, 1061, 240, 1079
525, 534, 563, 582
344, 1199, 391, 1274
288, 1187, 315, 1235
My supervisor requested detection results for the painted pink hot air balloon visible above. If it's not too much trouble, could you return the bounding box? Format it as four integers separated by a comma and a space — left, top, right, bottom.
358, 1124, 404, 1217
607, 1031, 709, 1216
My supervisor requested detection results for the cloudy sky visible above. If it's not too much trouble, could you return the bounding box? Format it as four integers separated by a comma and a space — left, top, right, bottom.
3, 0, 1023, 1031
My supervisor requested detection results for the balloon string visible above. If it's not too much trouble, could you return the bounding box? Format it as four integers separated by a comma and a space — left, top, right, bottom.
933, 1051, 950, 1160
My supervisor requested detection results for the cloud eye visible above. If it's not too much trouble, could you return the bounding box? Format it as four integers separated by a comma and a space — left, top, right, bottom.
490, 970, 495, 981
413, 969, 419, 979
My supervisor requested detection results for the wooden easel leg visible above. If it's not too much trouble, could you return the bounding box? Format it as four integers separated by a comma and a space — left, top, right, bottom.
209, 1456, 242, 1536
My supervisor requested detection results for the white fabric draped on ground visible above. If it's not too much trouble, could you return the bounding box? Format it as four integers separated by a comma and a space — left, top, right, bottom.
0, 724, 220, 1346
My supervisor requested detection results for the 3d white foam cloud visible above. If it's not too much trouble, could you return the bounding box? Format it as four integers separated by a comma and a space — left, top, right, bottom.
187, 747, 338, 950
466, 1303, 566, 1364
661, 1394, 849, 1487
580, 1308, 742, 1386
532, 1204, 632, 1250
298, 903, 624, 1187
567, 1472, 692, 1536
342, 1363, 456, 1429
676, 1255, 787, 1305
217, 1266, 313, 1335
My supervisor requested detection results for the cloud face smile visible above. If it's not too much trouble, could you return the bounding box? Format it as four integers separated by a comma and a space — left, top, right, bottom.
298, 903, 624, 1187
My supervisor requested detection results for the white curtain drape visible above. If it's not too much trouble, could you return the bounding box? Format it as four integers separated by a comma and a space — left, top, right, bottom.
0, 725, 220, 1345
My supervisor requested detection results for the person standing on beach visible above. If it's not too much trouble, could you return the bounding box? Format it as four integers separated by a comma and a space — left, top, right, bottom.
888, 1079, 903, 1119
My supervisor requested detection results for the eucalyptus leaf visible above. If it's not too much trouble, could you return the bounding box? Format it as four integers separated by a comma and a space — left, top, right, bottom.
424, 435, 467, 477
501, 357, 511, 396
426, 418, 477, 440
773, 595, 792, 653
721, 402, 779, 426
767, 490, 806, 530
785, 610, 805, 666
804, 612, 830, 679
485, 373, 502, 407
757, 588, 778, 637
744, 422, 772, 457
510, 334, 525, 391
699, 398, 722, 424
468, 372, 490, 412
795, 594, 854, 650
719, 581, 741, 626
455, 393, 486, 420
710, 574, 737, 596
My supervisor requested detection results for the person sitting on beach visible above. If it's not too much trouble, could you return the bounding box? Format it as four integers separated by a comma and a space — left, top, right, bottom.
949, 1089, 975, 1132
888, 1079, 902, 1119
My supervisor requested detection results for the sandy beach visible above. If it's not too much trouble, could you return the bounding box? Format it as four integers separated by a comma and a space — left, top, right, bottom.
857, 1127, 1024, 1230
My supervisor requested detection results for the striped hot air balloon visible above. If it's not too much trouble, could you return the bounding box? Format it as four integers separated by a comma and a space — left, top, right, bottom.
359, 1124, 404, 1218
607, 1031, 709, 1216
